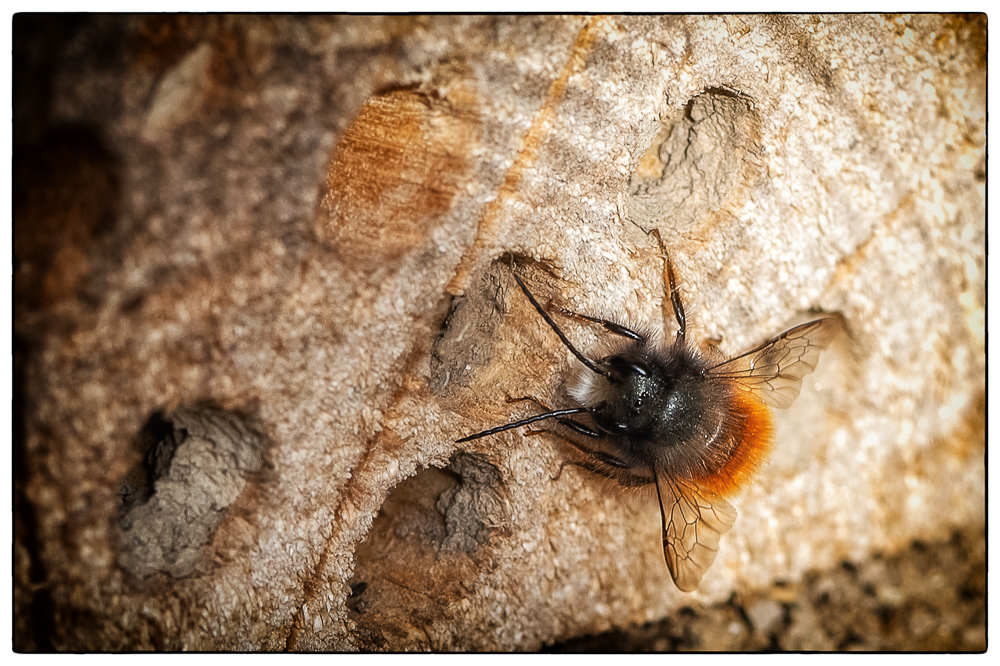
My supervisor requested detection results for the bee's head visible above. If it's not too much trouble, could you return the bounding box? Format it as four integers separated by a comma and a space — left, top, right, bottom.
579, 351, 662, 437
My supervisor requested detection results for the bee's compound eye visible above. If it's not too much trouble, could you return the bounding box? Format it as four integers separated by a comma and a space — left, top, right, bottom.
603, 353, 650, 382
628, 361, 649, 377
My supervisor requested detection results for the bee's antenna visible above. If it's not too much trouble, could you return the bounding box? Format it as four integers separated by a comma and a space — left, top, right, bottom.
511, 273, 615, 382
456, 407, 590, 443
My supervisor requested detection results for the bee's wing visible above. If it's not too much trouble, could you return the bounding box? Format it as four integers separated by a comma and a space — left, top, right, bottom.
655, 471, 738, 592
706, 318, 839, 409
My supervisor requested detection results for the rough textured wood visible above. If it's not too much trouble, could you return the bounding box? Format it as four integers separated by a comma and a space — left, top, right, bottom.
13, 15, 984, 651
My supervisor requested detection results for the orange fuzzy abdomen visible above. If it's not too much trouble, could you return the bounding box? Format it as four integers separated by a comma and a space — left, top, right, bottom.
692, 390, 773, 498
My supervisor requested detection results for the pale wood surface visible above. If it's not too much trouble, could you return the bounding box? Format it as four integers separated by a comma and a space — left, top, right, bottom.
14, 15, 984, 650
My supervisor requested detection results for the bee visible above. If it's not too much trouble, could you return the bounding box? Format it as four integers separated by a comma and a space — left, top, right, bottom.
457, 254, 838, 591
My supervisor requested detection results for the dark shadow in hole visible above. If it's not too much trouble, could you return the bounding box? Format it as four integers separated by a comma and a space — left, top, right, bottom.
119, 411, 186, 516
12, 332, 55, 652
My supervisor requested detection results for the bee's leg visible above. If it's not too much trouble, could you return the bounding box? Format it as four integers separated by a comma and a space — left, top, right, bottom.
503, 397, 650, 487
649, 228, 686, 344
455, 406, 589, 443
551, 307, 645, 342
506, 395, 601, 438
561, 438, 633, 470
552, 434, 660, 488
512, 273, 613, 380
555, 457, 653, 488
556, 418, 601, 438
505, 394, 552, 409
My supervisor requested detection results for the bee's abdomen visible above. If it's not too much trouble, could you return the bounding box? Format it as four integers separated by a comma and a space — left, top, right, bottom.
690, 390, 773, 498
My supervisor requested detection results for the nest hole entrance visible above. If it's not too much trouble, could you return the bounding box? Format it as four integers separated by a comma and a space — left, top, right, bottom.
348, 452, 509, 648
117, 406, 264, 579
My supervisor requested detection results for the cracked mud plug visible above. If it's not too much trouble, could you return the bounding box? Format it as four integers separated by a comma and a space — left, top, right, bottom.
118, 406, 265, 579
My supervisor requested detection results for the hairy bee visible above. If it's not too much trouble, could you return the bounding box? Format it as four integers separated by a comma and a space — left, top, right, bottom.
458, 254, 837, 591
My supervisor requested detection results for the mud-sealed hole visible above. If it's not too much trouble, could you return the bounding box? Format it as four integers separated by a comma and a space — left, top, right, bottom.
348, 452, 509, 649
429, 260, 510, 396
626, 88, 763, 237
117, 405, 265, 579
431, 254, 564, 398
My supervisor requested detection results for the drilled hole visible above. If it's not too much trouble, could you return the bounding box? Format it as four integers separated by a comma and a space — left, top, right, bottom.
348, 452, 509, 649
117, 406, 265, 579
431, 254, 566, 408
430, 260, 511, 395
627, 89, 762, 236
